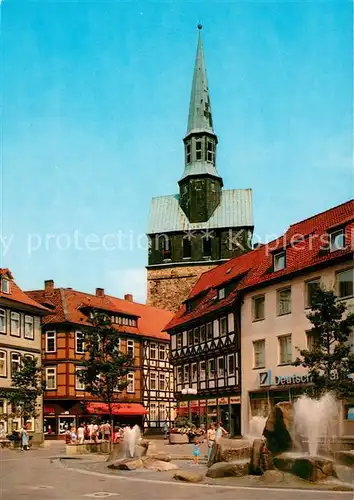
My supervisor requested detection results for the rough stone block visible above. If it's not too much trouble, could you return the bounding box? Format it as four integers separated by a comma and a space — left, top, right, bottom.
206, 460, 250, 478
143, 458, 178, 471
173, 471, 203, 483
108, 458, 144, 470
169, 433, 189, 444
273, 453, 335, 482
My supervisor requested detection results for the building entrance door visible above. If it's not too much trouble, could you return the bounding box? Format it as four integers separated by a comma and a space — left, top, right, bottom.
230, 404, 241, 436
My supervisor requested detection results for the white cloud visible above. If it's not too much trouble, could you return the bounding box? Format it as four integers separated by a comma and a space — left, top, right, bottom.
105, 268, 147, 304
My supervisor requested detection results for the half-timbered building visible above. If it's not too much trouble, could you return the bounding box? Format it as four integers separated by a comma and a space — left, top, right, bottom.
28, 281, 174, 437
166, 248, 264, 436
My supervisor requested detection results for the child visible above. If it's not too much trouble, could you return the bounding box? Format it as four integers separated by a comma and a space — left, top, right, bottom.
193, 438, 200, 465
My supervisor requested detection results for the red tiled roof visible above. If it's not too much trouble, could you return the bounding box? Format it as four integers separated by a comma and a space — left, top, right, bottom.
0, 269, 49, 312
27, 287, 173, 341
166, 200, 354, 330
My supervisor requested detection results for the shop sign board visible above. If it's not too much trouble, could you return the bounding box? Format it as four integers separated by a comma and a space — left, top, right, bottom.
207, 399, 217, 406
218, 397, 228, 405
259, 369, 312, 387
179, 401, 188, 408
190, 400, 199, 408
230, 396, 241, 404
199, 400, 206, 407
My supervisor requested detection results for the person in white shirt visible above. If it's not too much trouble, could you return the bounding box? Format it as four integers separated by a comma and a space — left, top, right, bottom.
77, 424, 85, 444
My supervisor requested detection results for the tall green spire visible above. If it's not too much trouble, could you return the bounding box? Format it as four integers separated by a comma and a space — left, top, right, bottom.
186, 24, 214, 136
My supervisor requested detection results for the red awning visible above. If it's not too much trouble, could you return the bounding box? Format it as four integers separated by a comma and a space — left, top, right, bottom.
86, 402, 148, 416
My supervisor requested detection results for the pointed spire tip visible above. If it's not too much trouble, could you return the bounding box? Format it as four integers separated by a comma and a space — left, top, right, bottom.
197, 23, 203, 30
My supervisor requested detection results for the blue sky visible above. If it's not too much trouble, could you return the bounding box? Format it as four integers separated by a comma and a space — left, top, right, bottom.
1, 0, 352, 302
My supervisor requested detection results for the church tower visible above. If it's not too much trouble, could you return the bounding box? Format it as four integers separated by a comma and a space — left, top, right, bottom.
146, 26, 253, 312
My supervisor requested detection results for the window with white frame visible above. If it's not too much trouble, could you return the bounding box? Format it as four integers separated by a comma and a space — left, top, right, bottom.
184, 364, 189, 384
273, 251, 286, 271
306, 279, 321, 308
127, 372, 135, 393
253, 339, 265, 369
127, 340, 134, 358
252, 295, 265, 321
0, 351, 6, 377
176, 334, 182, 349
278, 334, 292, 364
200, 325, 206, 343
46, 331, 56, 353
337, 268, 354, 299
75, 369, 85, 390
149, 403, 158, 421
200, 361, 206, 381
206, 322, 213, 341
11, 353, 21, 375
227, 354, 235, 376
159, 373, 165, 390
159, 403, 167, 421
306, 331, 315, 352
1, 279, 10, 294
159, 344, 165, 360
188, 330, 193, 346
191, 362, 197, 382
277, 287, 291, 315
177, 366, 182, 384
330, 229, 345, 252
45, 367, 57, 390
10, 312, 20, 337
0, 309, 6, 334
75, 331, 84, 353
218, 288, 225, 300
150, 343, 156, 359
150, 372, 157, 390
193, 327, 200, 344
208, 359, 215, 379
220, 317, 227, 336
217, 357, 225, 378
24, 315, 34, 340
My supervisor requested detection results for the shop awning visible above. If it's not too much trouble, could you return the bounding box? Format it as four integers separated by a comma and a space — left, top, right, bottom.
85, 402, 148, 416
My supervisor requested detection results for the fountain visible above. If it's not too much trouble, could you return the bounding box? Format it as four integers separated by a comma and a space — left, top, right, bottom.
122, 425, 142, 458
293, 392, 339, 456
248, 416, 267, 441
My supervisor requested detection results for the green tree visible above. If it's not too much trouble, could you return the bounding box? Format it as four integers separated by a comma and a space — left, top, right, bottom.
293, 287, 354, 398
8, 357, 45, 427
78, 310, 132, 438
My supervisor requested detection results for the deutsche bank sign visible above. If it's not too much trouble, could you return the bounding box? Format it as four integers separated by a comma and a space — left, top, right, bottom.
258, 370, 312, 387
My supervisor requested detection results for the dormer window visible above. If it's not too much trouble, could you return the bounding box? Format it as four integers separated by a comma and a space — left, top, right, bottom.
218, 288, 225, 300
203, 237, 212, 258
195, 140, 202, 161
273, 251, 285, 272
207, 139, 215, 164
329, 229, 345, 252
1, 279, 10, 294
186, 143, 191, 164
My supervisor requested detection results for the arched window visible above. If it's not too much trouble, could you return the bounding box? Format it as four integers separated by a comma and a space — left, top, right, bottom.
162, 236, 172, 260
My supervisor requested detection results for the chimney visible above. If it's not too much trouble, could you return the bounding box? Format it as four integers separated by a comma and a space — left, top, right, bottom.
44, 280, 54, 296
96, 288, 105, 297
124, 294, 133, 302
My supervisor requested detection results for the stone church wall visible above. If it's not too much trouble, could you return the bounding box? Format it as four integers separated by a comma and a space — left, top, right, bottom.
147, 264, 217, 313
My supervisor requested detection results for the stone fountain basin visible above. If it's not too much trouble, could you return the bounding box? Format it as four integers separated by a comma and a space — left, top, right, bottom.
273, 452, 335, 482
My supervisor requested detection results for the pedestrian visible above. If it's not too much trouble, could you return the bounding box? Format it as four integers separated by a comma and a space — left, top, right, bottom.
215, 421, 227, 443
207, 423, 216, 460
65, 427, 72, 444
88, 422, 94, 442
20, 424, 29, 451
77, 424, 85, 444
163, 421, 169, 440
193, 438, 201, 465
103, 421, 111, 441
71, 426, 77, 442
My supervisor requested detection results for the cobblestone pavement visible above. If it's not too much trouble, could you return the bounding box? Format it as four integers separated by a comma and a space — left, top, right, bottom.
0, 443, 352, 500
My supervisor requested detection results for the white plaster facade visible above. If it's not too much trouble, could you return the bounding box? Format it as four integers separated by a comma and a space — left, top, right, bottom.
241, 260, 354, 438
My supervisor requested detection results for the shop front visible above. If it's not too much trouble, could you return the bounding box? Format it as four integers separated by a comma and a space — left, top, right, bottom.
247, 368, 354, 441
43, 401, 148, 438
177, 395, 241, 435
